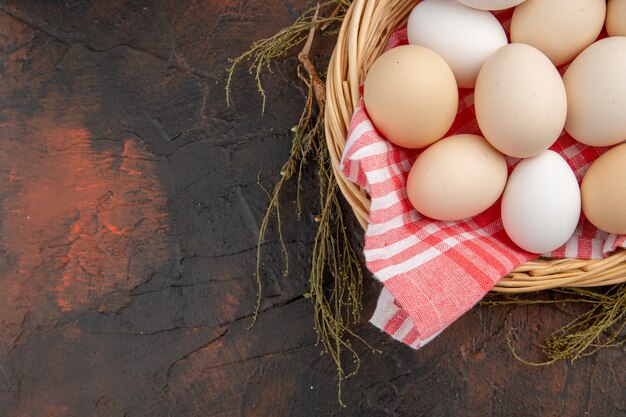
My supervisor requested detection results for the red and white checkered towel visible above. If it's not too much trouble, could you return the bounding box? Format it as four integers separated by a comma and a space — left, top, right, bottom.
340, 10, 626, 349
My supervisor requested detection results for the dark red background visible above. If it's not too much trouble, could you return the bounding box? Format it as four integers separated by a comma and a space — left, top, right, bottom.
0, 1, 623, 416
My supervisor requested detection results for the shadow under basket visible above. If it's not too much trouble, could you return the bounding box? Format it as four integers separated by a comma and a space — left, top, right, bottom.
323, 0, 626, 293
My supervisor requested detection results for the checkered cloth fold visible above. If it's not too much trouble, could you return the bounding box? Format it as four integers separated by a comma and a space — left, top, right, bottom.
340, 13, 626, 349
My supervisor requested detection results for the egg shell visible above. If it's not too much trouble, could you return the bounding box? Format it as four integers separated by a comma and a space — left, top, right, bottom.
406, 134, 508, 221
475, 43, 567, 158
363, 45, 458, 149
457, 0, 526, 10
407, 0, 508, 88
563, 37, 626, 147
511, 0, 606, 66
581, 144, 626, 234
607, 0, 626, 36
501, 151, 581, 254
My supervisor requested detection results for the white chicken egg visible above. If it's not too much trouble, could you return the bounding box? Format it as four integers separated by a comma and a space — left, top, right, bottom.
457, 0, 527, 10
501, 151, 581, 254
407, 0, 508, 88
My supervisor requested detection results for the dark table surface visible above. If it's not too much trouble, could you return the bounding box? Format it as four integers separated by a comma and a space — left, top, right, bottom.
0, 1, 624, 416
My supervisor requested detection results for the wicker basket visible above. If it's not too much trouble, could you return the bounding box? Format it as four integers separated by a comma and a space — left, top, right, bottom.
324, 0, 626, 293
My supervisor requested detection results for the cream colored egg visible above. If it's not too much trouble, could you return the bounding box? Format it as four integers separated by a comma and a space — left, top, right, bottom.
475, 43, 567, 158
364, 45, 458, 149
563, 37, 626, 147
406, 134, 507, 221
581, 144, 626, 234
457, 0, 526, 10
607, 0, 626, 37
511, 0, 606, 66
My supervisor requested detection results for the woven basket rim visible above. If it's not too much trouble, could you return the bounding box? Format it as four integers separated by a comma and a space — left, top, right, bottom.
323, 0, 626, 292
